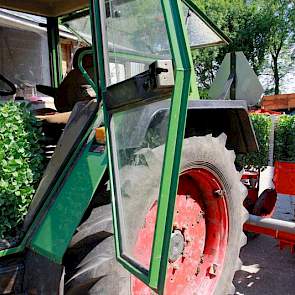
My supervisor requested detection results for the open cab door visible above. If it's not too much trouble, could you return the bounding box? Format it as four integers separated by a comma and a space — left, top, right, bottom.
90, 0, 192, 292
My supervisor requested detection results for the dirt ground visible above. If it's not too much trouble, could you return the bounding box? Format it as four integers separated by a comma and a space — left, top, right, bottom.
233, 234, 295, 295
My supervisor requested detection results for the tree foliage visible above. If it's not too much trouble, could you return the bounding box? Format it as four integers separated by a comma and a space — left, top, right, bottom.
0, 102, 44, 242
236, 114, 271, 169
256, 0, 295, 94
192, 0, 295, 95
274, 115, 295, 162
193, 0, 272, 93
237, 113, 295, 169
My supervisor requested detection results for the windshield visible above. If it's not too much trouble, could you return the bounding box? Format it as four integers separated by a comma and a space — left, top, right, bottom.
64, 2, 227, 56
63, 1, 227, 86
0, 19, 50, 97
182, 4, 224, 49
64, 15, 92, 45
106, 0, 170, 58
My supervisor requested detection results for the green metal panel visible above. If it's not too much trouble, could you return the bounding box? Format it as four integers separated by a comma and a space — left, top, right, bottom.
47, 17, 63, 88
30, 142, 107, 263
0, 244, 25, 258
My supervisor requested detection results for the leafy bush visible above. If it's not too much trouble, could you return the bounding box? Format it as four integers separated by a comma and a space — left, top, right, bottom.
236, 113, 272, 169
0, 102, 44, 240
274, 115, 295, 162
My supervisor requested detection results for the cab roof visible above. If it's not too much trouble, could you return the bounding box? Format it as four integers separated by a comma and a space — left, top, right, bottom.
0, 0, 89, 17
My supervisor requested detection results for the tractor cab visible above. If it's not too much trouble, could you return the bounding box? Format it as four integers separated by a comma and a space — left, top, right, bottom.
0, 1, 258, 294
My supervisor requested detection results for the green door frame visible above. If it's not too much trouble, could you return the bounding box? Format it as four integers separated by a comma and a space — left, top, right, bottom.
90, 0, 192, 293
47, 17, 63, 88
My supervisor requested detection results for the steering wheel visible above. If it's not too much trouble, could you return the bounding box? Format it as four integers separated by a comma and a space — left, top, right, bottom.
0, 74, 16, 96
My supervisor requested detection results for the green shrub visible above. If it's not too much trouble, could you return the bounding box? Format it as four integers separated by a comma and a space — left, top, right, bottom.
274, 115, 295, 162
0, 102, 44, 240
236, 113, 272, 169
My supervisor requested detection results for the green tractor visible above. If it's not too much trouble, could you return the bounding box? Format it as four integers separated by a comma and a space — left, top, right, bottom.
0, 0, 258, 294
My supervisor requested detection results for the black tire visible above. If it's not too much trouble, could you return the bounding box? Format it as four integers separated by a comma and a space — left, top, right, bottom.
64, 134, 247, 295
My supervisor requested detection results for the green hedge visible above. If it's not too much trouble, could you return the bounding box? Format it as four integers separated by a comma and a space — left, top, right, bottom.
274, 115, 295, 162
237, 113, 295, 169
236, 113, 272, 169
0, 102, 44, 240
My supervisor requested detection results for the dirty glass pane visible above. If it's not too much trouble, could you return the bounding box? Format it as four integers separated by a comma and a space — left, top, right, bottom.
106, 0, 171, 84
182, 5, 223, 49
111, 100, 170, 270
105, 0, 173, 271
64, 15, 92, 45
0, 27, 50, 98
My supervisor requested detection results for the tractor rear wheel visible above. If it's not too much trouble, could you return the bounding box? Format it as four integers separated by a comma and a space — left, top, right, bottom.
64, 134, 248, 295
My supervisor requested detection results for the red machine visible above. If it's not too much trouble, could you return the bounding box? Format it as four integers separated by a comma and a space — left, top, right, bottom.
243, 111, 295, 252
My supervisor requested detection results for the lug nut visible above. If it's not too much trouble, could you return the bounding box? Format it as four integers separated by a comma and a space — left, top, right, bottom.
213, 189, 224, 198
209, 263, 218, 277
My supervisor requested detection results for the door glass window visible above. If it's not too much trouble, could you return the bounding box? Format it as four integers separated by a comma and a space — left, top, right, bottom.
105, 0, 173, 271
182, 4, 224, 49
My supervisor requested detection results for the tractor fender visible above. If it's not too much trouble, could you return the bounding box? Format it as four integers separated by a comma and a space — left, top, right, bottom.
185, 100, 258, 154
115, 99, 258, 155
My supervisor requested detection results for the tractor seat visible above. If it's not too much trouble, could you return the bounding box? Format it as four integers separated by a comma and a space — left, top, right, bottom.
36, 47, 96, 124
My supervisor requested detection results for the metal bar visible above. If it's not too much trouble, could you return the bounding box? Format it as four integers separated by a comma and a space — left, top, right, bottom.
230, 52, 236, 100
268, 116, 278, 167
245, 214, 295, 243
47, 17, 62, 88
60, 8, 90, 24
77, 49, 97, 93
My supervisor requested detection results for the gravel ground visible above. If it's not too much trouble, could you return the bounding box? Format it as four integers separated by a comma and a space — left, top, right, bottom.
233, 234, 295, 295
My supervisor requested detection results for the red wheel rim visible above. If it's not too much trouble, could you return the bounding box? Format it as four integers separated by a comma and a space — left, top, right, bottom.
132, 168, 229, 295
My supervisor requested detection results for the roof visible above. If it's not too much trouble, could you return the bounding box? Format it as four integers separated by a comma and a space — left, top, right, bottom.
0, 8, 77, 40
0, 0, 88, 17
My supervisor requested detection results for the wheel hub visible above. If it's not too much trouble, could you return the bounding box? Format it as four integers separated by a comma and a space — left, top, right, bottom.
132, 168, 229, 295
169, 230, 185, 262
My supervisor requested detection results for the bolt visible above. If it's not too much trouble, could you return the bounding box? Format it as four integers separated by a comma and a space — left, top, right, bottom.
186, 236, 192, 242
213, 189, 224, 198
173, 222, 179, 228
197, 211, 205, 223
209, 263, 218, 277
182, 224, 188, 231
195, 266, 200, 276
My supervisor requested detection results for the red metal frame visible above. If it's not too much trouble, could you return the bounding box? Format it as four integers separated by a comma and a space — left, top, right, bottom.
274, 161, 295, 196
244, 216, 295, 253
242, 171, 259, 214
242, 163, 295, 252
132, 168, 229, 295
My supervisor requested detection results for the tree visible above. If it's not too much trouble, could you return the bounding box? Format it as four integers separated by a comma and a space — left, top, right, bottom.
192, 0, 295, 95
192, 0, 272, 93
257, 0, 295, 94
